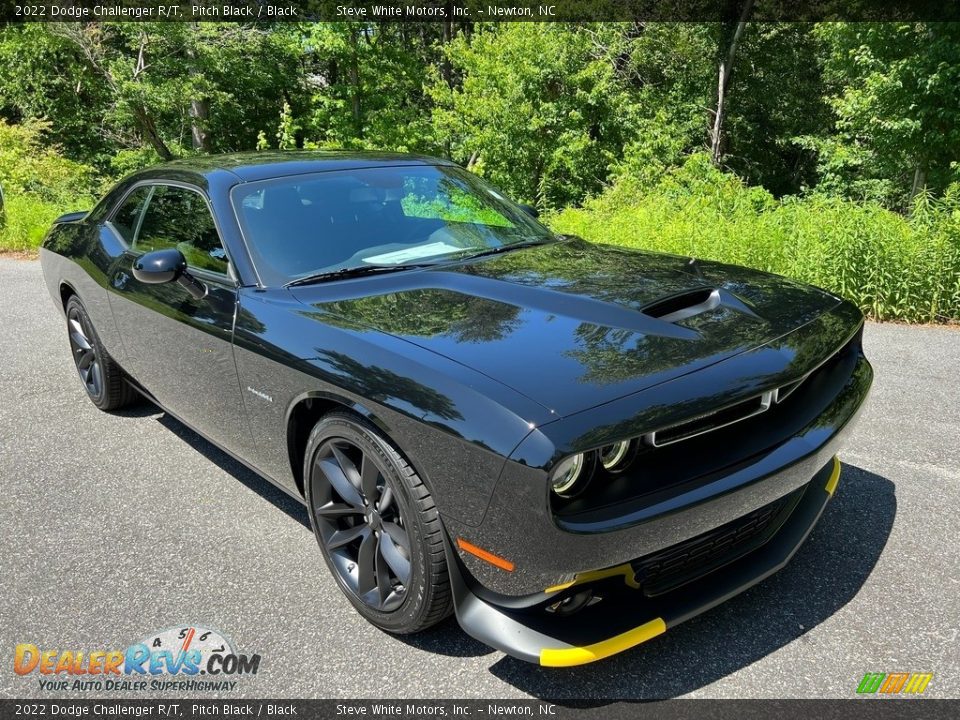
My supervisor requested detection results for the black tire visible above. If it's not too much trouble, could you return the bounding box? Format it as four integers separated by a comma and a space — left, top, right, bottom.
65, 295, 137, 411
304, 411, 453, 634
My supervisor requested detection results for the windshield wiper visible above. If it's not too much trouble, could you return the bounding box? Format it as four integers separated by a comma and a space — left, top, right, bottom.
454, 238, 552, 261
284, 263, 432, 288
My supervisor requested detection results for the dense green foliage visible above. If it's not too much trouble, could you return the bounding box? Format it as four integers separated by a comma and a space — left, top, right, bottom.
0, 119, 100, 251
552, 155, 960, 323
0, 21, 958, 321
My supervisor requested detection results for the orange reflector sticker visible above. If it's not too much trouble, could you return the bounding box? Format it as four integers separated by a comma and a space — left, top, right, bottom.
456, 538, 515, 572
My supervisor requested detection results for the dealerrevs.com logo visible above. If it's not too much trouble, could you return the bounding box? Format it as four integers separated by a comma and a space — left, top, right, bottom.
14, 625, 261, 692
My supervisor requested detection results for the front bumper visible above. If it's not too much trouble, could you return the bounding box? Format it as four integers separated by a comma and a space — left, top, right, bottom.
448, 457, 841, 666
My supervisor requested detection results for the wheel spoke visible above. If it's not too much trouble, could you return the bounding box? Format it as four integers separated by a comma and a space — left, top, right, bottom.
89, 362, 101, 394
332, 445, 363, 494
375, 537, 392, 605
77, 349, 95, 370
379, 529, 411, 584
70, 330, 91, 351
378, 486, 393, 513
315, 502, 361, 519
317, 457, 364, 509
360, 454, 380, 503
382, 521, 409, 553
326, 524, 368, 550
356, 531, 377, 595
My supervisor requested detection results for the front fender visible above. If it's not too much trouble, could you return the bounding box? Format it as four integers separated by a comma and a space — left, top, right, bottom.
232, 287, 550, 526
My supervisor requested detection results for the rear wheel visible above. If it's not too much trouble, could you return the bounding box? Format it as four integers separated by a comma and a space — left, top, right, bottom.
304, 411, 452, 633
65, 296, 136, 411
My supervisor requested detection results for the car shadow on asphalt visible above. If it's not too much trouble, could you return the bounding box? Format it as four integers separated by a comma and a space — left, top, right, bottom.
151, 409, 313, 531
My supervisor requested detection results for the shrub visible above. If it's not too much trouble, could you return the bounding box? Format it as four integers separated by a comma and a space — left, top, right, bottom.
0, 118, 99, 252
549, 154, 960, 323
0, 193, 73, 252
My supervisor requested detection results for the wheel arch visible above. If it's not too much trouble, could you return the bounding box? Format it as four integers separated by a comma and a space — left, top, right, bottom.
285, 390, 415, 499
59, 280, 78, 311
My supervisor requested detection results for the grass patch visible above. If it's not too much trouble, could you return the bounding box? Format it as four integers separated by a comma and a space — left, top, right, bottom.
0, 193, 76, 254
0, 118, 98, 255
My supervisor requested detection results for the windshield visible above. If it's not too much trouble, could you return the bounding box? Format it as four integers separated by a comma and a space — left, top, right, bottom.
230, 164, 554, 286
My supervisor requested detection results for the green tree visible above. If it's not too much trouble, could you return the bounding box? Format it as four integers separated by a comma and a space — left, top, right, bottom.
811, 22, 960, 207
301, 22, 450, 152
1, 23, 304, 168
0, 25, 114, 163
429, 23, 636, 209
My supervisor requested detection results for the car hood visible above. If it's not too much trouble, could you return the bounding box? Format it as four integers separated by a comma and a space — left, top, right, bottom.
290, 238, 842, 416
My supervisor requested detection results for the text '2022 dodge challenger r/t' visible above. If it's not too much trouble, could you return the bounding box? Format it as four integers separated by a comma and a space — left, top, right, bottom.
40, 152, 872, 667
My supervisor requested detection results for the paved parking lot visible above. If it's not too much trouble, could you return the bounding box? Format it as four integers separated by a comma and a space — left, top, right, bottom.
1, 257, 958, 699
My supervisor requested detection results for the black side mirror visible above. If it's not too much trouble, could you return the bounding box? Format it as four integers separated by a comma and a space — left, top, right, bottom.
132, 249, 207, 300
519, 203, 540, 219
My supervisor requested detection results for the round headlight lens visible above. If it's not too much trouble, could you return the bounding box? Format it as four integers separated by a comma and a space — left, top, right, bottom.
551, 453, 586, 497
599, 440, 632, 472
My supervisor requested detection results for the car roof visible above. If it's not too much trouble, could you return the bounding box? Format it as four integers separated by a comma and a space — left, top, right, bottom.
162, 150, 456, 183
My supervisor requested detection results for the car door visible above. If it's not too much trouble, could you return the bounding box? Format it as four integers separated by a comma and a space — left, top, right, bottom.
104, 182, 253, 457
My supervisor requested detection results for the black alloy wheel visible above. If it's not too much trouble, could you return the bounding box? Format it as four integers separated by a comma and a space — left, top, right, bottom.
64, 295, 136, 411
67, 303, 103, 400
305, 412, 452, 633
313, 437, 411, 612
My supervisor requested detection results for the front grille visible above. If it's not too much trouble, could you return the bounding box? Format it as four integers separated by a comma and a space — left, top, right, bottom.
632, 483, 808, 597
646, 391, 774, 446
641, 330, 860, 450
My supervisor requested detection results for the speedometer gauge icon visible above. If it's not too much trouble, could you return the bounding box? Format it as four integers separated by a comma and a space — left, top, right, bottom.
137, 625, 234, 671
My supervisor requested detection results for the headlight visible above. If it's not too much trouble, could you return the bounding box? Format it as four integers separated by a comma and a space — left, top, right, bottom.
550, 452, 594, 497
599, 439, 634, 473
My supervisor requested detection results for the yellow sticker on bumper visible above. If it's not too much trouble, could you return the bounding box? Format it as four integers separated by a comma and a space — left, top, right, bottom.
539, 618, 666, 667
825, 456, 841, 496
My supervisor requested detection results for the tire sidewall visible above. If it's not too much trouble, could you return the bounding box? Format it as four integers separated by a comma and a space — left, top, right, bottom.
304, 413, 434, 633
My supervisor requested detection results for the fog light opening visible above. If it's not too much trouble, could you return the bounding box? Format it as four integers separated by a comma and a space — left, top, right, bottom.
546, 590, 595, 616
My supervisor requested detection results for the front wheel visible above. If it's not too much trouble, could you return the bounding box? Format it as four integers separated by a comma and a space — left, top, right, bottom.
65, 296, 136, 411
304, 411, 452, 633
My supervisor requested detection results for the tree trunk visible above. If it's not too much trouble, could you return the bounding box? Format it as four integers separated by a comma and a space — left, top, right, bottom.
442, 16, 453, 88
133, 104, 174, 161
349, 27, 362, 136
186, 28, 211, 153
909, 164, 927, 203
189, 99, 211, 152
709, 0, 754, 166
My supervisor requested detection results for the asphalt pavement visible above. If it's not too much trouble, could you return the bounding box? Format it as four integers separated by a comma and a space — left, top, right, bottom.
1, 257, 958, 699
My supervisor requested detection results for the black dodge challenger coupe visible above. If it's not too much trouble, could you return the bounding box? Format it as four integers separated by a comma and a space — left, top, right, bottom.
41, 152, 872, 666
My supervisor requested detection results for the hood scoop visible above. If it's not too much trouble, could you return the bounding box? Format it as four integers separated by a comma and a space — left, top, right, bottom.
644, 288, 720, 323
643, 287, 759, 325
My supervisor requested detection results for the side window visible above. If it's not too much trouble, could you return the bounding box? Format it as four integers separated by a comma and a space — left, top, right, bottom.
136, 185, 229, 275
109, 187, 153, 244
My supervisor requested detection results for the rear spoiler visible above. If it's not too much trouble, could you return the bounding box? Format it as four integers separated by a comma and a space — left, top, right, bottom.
54, 210, 88, 224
